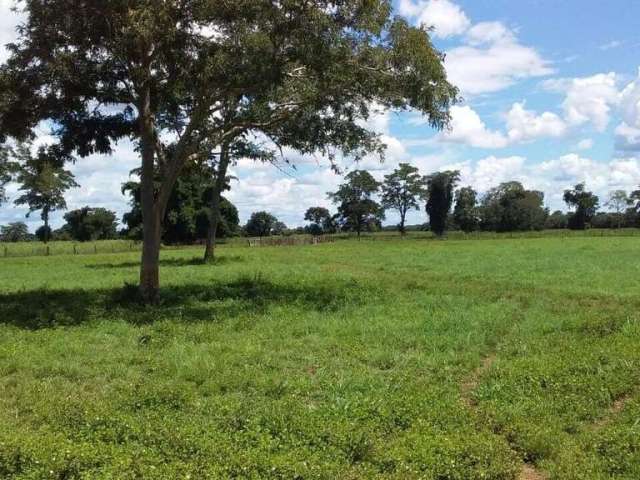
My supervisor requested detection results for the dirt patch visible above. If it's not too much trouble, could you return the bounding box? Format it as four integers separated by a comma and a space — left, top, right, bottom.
590, 389, 636, 430
519, 464, 547, 480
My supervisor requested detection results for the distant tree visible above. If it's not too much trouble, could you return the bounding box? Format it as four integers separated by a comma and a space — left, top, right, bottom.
0, 222, 30, 242
564, 183, 599, 230
272, 221, 288, 236
245, 212, 279, 238
329, 170, 384, 237
453, 186, 479, 233
480, 182, 548, 232
304, 207, 335, 235
605, 190, 629, 228
12, 143, 78, 243
425, 171, 460, 236
122, 164, 239, 245
381, 163, 426, 235
35, 225, 53, 242
63, 207, 118, 242
545, 210, 569, 230
628, 188, 640, 213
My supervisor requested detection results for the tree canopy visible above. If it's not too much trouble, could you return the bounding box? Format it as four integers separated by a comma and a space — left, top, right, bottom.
480, 182, 548, 232
425, 170, 460, 236
304, 207, 335, 236
329, 170, 384, 237
245, 211, 280, 238
0, 0, 458, 301
13, 143, 78, 242
453, 186, 479, 233
381, 163, 426, 234
564, 183, 599, 230
62, 207, 118, 242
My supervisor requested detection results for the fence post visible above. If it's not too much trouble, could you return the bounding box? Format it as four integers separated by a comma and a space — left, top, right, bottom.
46, 246, 50, 256
94, 244, 98, 254
4, 246, 7, 257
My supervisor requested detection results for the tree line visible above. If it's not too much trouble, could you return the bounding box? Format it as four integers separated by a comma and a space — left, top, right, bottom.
302, 165, 640, 237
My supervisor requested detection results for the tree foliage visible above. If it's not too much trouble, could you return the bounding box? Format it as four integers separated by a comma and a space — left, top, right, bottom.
453, 186, 479, 233
62, 207, 118, 242
122, 164, 239, 244
245, 211, 280, 238
480, 182, 548, 232
564, 183, 599, 230
0, 222, 29, 242
329, 170, 384, 237
381, 163, 426, 234
425, 171, 460, 236
304, 207, 335, 235
13, 143, 78, 242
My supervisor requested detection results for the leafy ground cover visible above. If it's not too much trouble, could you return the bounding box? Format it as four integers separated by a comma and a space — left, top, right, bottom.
0, 237, 638, 479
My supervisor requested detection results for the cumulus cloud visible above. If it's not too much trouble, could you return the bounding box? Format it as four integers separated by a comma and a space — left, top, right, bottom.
576, 139, 594, 150
615, 69, 640, 152
0, 0, 23, 62
446, 22, 553, 95
438, 105, 509, 148
448, 153, 640, 211
398, 0, 470, 38
505, 103, 567, 143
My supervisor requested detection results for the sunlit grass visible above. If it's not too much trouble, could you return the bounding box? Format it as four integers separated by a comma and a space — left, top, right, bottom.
0, 237, 639, 478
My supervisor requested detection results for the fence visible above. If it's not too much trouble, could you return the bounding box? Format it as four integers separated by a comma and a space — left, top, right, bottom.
247, 235, 335, 247
1, 240, 140, 258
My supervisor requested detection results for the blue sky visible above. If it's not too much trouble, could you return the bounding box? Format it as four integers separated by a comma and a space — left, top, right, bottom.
1, 0, 639, 230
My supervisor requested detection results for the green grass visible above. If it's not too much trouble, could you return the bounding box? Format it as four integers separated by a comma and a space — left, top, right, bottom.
0, 237, 639, 479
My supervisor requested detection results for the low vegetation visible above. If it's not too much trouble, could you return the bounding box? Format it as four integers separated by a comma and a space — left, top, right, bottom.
1, 237, 638, 479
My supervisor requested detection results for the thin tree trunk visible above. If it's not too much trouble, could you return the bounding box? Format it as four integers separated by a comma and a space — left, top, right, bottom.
204, 142, 231, 263
43, 209, 49, 244
138, 82, 161, 304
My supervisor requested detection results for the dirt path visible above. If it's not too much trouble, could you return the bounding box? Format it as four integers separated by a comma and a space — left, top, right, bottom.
589, 388, 637, 431
461, 354, 548, 480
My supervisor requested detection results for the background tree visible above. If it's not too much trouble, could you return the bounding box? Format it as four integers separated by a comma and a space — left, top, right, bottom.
605, 190, 629, 228
0, 1, 457, 301
304, 207, 335, 236
545, 210, 569, 230
425, 171, 460, 237
0, 222, 30, 242
564, 183, 599, 230
13, 143, 78, 243
245, 212, 279, 238
480, 182, 548, 232
63, 207, 118, 242
453, 186, 479, 233
122, 164, 239, 245
381, 163, 426, 235
272, 221, 288, 236
329, 170, 384, 238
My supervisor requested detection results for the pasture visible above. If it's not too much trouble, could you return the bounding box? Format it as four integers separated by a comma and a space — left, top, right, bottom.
0, 237, 639, 479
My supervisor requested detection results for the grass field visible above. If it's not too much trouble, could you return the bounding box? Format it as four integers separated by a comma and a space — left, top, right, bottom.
1, 237, 639, 479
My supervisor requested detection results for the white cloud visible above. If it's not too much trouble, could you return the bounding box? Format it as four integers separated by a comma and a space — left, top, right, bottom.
505, 102, 567, 143
446, 22, 553, 95
615, 68, 640, 152
0, 0, 23, 62
600, 40, 622, 51
438, 105, 509, 148
548, 73, 620, 131
398, 0, 470, 38
576, 138, 594, 150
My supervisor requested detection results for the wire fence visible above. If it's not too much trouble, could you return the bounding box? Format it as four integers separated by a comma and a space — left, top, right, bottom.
1, 229, 638, 259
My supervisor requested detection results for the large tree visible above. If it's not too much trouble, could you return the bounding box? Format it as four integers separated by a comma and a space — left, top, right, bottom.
0, 221, 29, 242
63, 207, 118, 242
304, 207, 335, 236
564, 183, 599, 230
381, 163, 426, 235
425, 170, 460, 237
480, 182, 548, 232
13, 143, 78, 243
453, 186, 479, 233
329, 170, 384, 237
605, 190, 629, 229
0, 1, 457, 301
245, 211, 279, 238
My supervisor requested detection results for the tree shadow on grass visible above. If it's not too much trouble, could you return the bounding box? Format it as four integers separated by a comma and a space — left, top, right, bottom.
0, 275, 367, 330
88, 255, 245, 270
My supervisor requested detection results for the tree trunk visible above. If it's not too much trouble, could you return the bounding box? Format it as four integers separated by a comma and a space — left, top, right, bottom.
138, 83, 161, 303
204, 142, 231, 263
43, 209, 49, 244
